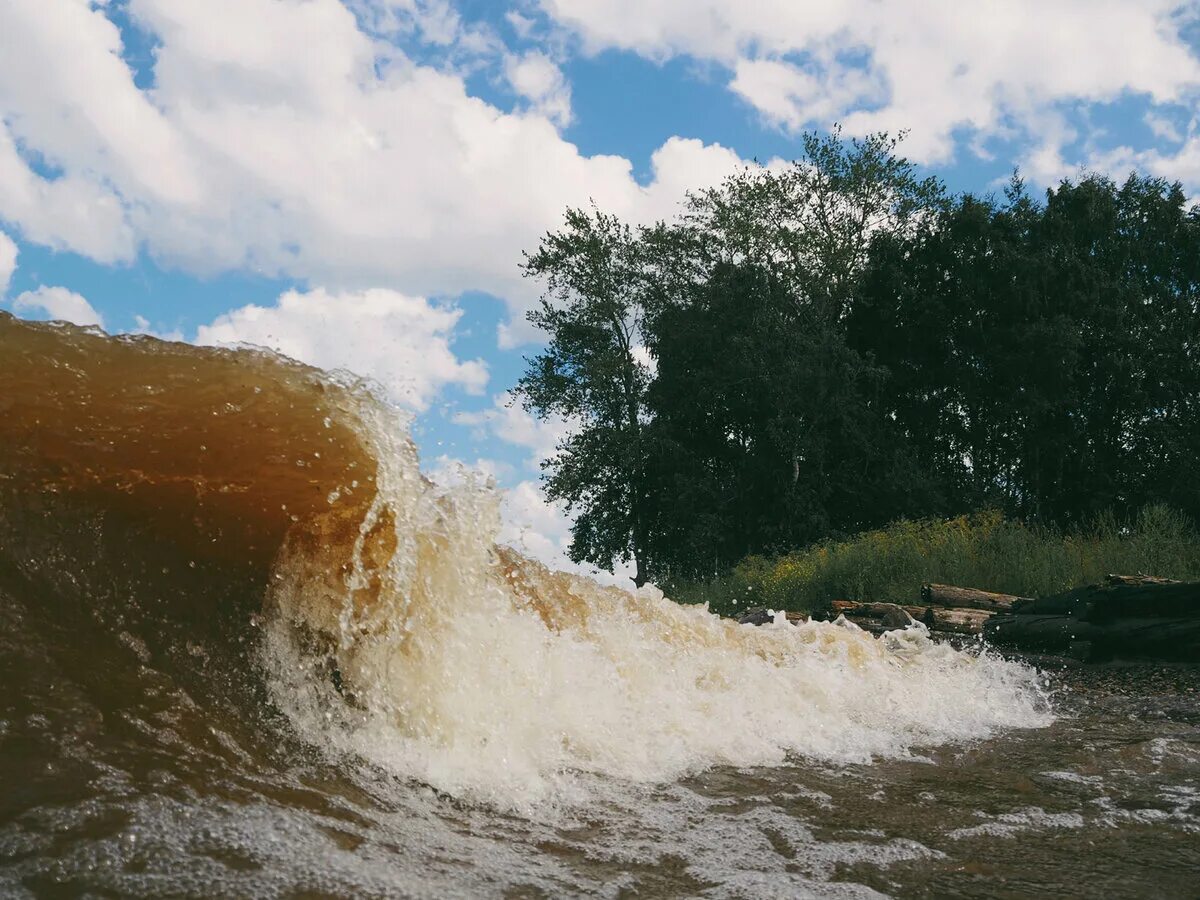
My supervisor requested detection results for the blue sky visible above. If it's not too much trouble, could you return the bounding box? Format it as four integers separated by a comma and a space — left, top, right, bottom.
2, 0, 1199, 577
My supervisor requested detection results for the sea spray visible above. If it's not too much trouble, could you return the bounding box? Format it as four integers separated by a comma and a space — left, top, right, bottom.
262, 381, 1052, 811
0, 312, 1050, 815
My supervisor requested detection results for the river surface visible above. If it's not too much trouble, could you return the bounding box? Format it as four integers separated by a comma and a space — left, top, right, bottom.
2, 624, 1197, 899
1, 314, 1196, 898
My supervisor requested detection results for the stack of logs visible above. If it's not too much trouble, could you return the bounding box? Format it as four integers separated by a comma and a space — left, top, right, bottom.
826, 583, 1024, 636
984, 574, 1200, 661
815, 575, 1200, 662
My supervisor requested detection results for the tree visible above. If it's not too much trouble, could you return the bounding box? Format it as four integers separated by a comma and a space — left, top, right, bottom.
645, 260, 928, 577
637, 130, 944, 577
666, 128, 945, 321
850, 172, 1200, 527
512, 206, 656, 585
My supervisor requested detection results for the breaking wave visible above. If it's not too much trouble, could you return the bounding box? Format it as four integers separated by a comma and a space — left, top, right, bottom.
0, 312, 1050, 815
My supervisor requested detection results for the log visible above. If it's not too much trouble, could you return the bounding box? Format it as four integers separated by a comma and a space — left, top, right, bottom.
986, 614, 1200, 661
825, 601, 922, 629
827, 601, 992, 633
921, 583, 1028, 613
921, 606, 992, 635
1104, 573, 1181, 587
737, 607, 809, 626
1020, 580, 1200, 621
847, 602, 911, 619
984, 614, 1104, 652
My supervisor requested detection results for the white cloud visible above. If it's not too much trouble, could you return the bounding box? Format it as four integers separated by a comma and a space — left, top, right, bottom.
540, 0, 1200, 167
1069, 133, 1200, 197
350, 0, 501, 55
195, 287, 488, 411
505, 10, 536, 40
505, 50, 572, 127
454, 394, 572, 470
12, 285, 105, 328
0, 0, 750, 335
0, 230, 16, 295
730, 58, 886, 133
1146, 111, 1186, 144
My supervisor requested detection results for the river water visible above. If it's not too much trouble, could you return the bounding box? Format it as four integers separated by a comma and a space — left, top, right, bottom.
1, 314, 1196, 898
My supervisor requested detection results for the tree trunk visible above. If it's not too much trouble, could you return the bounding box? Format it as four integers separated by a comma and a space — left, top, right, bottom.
921, 583, 1028, 612
631, 553, 648, 588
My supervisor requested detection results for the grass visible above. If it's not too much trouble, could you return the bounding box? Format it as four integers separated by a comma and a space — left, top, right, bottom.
666, 505, 1200, 618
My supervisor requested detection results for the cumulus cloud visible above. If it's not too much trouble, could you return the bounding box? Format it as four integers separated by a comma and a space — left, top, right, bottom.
12, 285, 105, 328
0, 0, 750, 331
196, 287, 488, 411
730, 58, 886, 133
454, 394, 573, 471
539, 0, 1200, 167
0, 230, 16, 295
505, 49, 572, 127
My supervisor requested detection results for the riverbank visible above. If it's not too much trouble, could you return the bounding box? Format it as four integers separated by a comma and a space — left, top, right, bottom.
670, 508, 1200, 618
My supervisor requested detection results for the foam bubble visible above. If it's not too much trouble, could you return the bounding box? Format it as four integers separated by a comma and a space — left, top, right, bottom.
263, 394, 1053, 812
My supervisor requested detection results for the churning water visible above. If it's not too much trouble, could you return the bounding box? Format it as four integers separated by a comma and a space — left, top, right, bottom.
1, 313, 1195, 898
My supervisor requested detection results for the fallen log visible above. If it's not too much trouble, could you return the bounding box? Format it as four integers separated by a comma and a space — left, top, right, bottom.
736, 607, 809, 626
1104, 573, 1181, 587
825, 601, 923, 629
827, 601, 991, 634
1018, 579, 1200, 622
920, 606, 992, 635
984, 614, 1104, 651
985, 613, 1200, 661
921, 583, 1028, 613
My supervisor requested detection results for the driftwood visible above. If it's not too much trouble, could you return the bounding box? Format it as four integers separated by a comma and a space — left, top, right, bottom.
985, 614, 1200, 661
1104, 573, 1181, 587
828, 600, 991, 634
741, 574, 1194, 659
1014, 578, 1200, 622
920, 606, 992, 634
984, 575, 1200, 661
830, 600, 923, 620
921, 583, 1027, 613
736, 607, 809, 626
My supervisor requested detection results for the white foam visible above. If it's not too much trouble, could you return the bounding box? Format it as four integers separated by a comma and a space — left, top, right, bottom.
263, 393, 1053, 812
947, 807, 1085, 840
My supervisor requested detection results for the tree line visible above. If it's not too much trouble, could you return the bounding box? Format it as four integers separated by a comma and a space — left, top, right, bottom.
512, 130, 1200, 586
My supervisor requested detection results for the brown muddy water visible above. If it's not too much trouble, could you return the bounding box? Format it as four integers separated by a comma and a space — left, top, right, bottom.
1, 313, 1196, 898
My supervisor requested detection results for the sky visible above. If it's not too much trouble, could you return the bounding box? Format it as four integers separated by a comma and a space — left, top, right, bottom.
2, 0, 1200, 582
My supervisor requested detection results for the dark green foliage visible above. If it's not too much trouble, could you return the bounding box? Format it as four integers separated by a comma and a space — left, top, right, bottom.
639, 130, 945, 578
851, 173, 1200, 527
645, 260, 929, 577
517, 129, 1200, 588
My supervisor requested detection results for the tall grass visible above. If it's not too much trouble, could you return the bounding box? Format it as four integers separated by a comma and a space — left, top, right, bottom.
667, 505, 1200, 618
